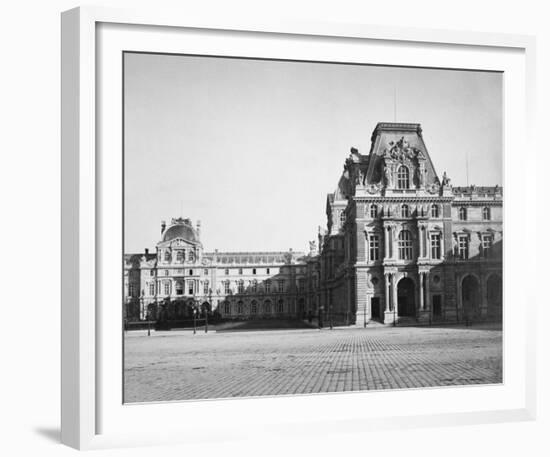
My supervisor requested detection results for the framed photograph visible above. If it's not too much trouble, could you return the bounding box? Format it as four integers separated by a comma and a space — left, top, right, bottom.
61, 6, 537, 450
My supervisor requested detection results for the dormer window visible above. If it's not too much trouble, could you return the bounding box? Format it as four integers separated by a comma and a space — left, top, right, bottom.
482, 207, 491, 221
459, 207, 468, 221
397, 165, 409, 189
188, 251, 195, 262
164, 250, 170, 262
401, 204, 409, 218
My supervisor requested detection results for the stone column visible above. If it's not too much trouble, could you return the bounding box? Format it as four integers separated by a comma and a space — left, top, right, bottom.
384, 273, 395, 325
384, 274, 390, 312
418, 226, 424, 259
419, 273, 425, 310
384, 226, 390, 259
392, 274, 398, 315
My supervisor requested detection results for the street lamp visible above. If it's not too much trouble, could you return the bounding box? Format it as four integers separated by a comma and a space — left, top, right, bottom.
193, 306, 197, 335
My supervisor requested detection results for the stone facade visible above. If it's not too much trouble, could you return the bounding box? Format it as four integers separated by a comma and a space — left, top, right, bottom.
124, 122, 502, 326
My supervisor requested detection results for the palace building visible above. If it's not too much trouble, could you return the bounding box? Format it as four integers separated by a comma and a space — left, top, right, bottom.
124, 122, 502, 326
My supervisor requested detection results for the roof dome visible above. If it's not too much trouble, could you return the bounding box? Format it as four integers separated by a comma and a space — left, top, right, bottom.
162, 219, 199, 243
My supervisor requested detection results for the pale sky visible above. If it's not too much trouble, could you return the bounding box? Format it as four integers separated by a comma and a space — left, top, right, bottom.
124, 53, 502, 253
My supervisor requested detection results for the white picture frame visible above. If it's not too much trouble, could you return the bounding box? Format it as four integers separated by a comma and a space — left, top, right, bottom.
61, 6, 537, 450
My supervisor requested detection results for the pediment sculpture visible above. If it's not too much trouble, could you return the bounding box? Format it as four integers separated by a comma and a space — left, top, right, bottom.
383, 136, 424, 161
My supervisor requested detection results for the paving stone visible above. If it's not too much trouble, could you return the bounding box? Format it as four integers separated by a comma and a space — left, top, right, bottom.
123, 324, 502, 403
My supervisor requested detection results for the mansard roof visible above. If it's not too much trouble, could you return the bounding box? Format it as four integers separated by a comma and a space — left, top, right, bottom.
203, 251, 306, 265
365, 122, 439, 186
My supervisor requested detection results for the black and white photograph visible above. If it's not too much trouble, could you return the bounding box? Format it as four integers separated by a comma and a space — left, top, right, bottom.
123, 52, 503, 403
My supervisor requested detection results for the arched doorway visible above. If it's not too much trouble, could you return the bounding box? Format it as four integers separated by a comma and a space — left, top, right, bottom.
487, 274, 502, 319
462, 275, 481, 319
397, 277, 416, 317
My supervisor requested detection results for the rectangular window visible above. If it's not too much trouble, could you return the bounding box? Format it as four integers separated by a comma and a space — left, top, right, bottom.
225, 269, 229, 275
188, 281, 194, 295
298, 278, 305, 292
369, 234, 380, 261
203, 280, 209, 294
150, 270, 155, 276
203, 269, 208, 275
265, 280, 271, 293
164, 281, 170, 295
278, 280, 285, 293
458, 235, 469, 260
266, 268, 270, 274
128, 283, 137, 297
189, 269, 193, 276
430, 233, 441, 259
238, 268, 243, 275
252, 268, 256, 275
481, 234, 493, 257
238, 280, 244, 294
224, 281, 230, 295
251, 281, 257, 293
149, 282, 155, 296
224, 302, 231, 315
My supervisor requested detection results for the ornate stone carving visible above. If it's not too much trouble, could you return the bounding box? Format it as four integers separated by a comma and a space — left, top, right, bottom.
383, 137, 424, 161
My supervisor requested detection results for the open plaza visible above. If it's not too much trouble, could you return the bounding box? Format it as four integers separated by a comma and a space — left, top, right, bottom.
124, 323, 502, 403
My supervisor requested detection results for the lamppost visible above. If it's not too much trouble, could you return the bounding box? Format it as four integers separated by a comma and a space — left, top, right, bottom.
193, 306, 197, 335
329, 301, 333, 330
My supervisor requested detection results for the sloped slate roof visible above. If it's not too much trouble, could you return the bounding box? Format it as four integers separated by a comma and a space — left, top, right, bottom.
162, 223, 199, 243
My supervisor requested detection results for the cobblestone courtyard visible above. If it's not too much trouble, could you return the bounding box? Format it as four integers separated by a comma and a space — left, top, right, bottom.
124, 324, 502, 403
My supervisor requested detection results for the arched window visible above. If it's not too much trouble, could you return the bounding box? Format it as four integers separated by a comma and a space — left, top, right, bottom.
459, 207, 468, 221
397, 165, 409, 189
237, 301, 244, 314
369, 204, 378, 218
251, 300, 257, 315
482, 207, 491, 221
264, 300, 272, 314
431, 204, 439, 218
398, 230, 413, 260
176, 250, 184, 263
164, 250, 170, 262
401, 204, 409, 218
188, 250, 195, 262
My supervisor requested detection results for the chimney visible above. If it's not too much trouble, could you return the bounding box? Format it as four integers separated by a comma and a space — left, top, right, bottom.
161, 220, 166, 234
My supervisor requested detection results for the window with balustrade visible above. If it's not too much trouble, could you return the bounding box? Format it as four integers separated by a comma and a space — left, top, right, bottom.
481, 234, 492, 257
458, 235, 469, 259
369, 233, 380, 261
430, 233, 441, 259
398, 230, 413, 260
